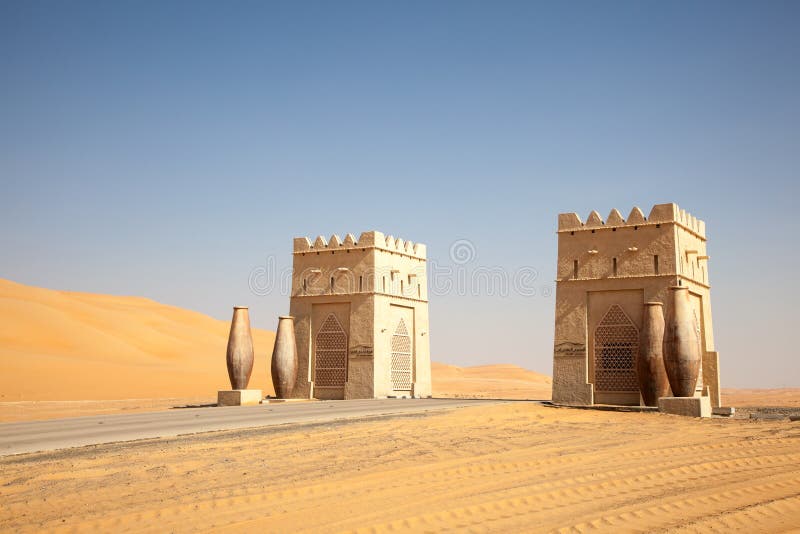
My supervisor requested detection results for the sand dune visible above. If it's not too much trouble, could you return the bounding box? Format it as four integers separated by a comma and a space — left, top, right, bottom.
432, 362, 551, 400
0, 278, 276, 402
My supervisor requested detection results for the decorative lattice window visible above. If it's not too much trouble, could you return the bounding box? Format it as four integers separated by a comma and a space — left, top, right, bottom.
391, 319, 413, 391
315, 314, 347, 387
594, 305, 639, 392
693, 309, 703, 388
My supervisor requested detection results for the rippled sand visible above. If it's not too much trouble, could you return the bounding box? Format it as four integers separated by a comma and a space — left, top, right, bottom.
2, 402, 799, 532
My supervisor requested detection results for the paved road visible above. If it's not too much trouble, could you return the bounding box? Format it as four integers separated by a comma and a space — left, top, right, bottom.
0, 398, 500, 456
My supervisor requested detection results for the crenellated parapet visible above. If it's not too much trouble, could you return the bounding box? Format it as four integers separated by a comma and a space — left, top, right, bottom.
557, 203, 706, 238
293, 230, 427, 259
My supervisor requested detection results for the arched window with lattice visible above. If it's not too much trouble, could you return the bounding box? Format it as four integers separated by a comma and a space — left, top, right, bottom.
593, 305, 639, 392
693, 308, 703, 390
391, 319, 413, 391
314, 313, 347, 387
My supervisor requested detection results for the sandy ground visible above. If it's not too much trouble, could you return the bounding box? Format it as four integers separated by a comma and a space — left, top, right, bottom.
2, 402, 799, 533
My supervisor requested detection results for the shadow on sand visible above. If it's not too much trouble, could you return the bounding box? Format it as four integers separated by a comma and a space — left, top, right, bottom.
170, 402, 218, 410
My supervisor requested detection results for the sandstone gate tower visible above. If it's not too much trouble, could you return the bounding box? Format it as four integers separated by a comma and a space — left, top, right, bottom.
289, 231, 432, 400
552, 203, 721, 407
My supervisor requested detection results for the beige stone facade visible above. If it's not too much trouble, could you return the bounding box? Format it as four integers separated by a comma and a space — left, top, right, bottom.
552, 203, 721, 407
289, 231, 431, 400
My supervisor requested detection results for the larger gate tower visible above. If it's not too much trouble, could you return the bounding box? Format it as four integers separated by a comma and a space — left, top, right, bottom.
552, 203, 721, 407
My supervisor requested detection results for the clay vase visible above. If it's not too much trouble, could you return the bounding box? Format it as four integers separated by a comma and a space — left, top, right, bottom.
637, 302, 670, 406
663, 286, 701, 397
271, 316, 298, 398
226, 306, 254, 390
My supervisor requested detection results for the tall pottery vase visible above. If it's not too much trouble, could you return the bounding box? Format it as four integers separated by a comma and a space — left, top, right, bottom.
638, 302, 670, 406
271, 316, 298, 398
663, 286, 701, 397
226, 306, 254, 390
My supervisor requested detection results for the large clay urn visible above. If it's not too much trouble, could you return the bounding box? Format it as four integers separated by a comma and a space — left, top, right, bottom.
270, 316, 298, 398
637, 302, 670, 406
663, 286, 701, 397
226, 306, 254, 390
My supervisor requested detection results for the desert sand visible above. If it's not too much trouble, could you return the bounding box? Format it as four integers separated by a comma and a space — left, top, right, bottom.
2, 402, 799, 532
2, 278, 800, 531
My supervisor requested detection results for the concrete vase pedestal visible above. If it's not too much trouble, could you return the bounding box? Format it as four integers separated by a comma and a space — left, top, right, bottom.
217, 389, 263, 406
658, 396, 711, 418
218, 306, 259, 406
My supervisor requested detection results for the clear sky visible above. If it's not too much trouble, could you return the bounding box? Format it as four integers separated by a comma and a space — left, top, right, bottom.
1, 1, 798, 387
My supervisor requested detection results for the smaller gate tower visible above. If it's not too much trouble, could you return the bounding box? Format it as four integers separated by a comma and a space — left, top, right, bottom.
289, 231, 432, 400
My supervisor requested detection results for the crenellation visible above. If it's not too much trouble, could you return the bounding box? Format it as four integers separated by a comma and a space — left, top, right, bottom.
586, 210, 604, 227
626, 206, 646, 225
358, 230, 382, 247
294, 236, 312, 252
292, 230, 426, 258
558, 212, 583, 231
556, 203, 706, 238
647, 203, 677, 223
607, 208, 625, 226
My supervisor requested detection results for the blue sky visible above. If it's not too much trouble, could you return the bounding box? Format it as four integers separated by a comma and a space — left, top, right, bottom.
1, 1, 798, 387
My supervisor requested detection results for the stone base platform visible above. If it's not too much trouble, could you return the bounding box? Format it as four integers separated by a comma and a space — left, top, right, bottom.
658, 396, 711, 418
217, 389, 263, 406
712, 406, 735, 417
543, 401, 658, 413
